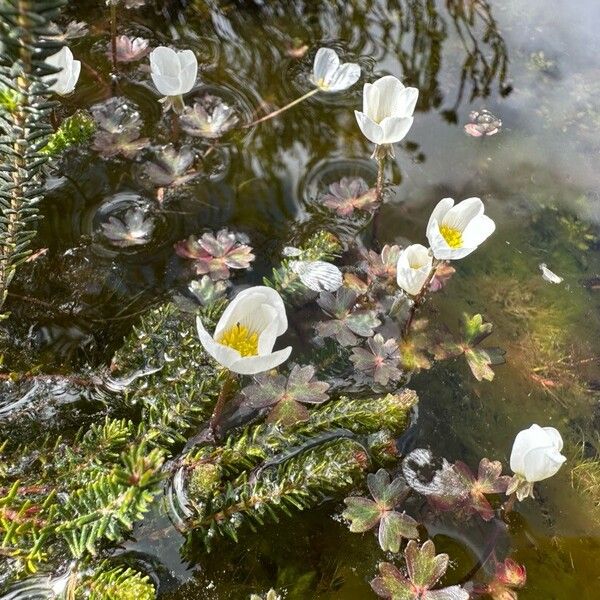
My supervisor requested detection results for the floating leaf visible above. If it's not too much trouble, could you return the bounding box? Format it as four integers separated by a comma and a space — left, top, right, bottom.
175, 229, 255, 280
429, 262, 456, 292
362, 244, 401, 285
473, 558, 526, 600
180, 95, 239, 138
144, 145, 200, 187
100, 207, 154, 247
241, 365, 329, 427
316, 287, 380, 346
321, 176, 378, 217
343, 469, 416, 553
109, 35, 150, 63
188, 276, 228, 306
350, 334, 403, 386
464, 109, 502, 137
371, 540, 469, 600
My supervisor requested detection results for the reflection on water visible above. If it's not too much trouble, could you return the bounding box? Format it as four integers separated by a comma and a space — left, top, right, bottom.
1, 0, 600, 598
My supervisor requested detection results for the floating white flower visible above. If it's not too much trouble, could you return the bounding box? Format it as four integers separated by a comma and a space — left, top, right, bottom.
149, 46, 197, 111
44, 47, 81, 95
311, 48, 360, 92
196, 286, 292, 375
508, 424, 566, 500
396, 244, 433, 296
354, 75, 418, 147
426, 197, 495, 260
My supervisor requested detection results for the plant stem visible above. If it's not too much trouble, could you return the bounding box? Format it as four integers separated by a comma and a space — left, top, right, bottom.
402, 258, 439, 339
110, 3, 118, 71
246, 88, 319, 127
209, 370, 237, 437
371, 151, 386, 249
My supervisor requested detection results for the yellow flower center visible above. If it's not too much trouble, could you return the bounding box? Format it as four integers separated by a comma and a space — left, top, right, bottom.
217, 323, 259, 357
439, 225, 463, 248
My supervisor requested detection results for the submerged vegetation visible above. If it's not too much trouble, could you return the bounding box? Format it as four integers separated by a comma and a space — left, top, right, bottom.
0, 0, 598, 599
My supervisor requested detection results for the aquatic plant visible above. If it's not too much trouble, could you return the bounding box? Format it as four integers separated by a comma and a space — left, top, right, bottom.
0, 0, 67, 315
149, 46, 198, 113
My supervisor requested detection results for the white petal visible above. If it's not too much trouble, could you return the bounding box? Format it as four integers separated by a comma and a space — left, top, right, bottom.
542, 427, 564, 452
196, 316, 239, 369
379, 115, 414, 144
177, 49, 198, 93
291, 261, 343, 292
461, 214, 496, 248
370, 75, 405, 122
257, 319, 279, 355
539, 264, 563, 285
510, 424, 556, 477
441, 197, 484, 232
150, 46, 181, 95
396, 244, 433, 295
522, 446, 566, 482
229, 346, 292, 375
313, 48, 339, 84
399, 87, 419, 117
355, 111, 383, 144
325, 62, 361, 92
362, 82, 379, 118
426, 198, 455, 239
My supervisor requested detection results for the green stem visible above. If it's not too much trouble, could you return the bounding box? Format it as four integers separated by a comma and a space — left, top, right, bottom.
246, 88, 319, 127
210, 370, 237, 437
371, 152, 386, 248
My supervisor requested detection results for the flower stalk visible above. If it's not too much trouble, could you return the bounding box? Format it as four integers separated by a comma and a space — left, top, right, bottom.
246, 88, 319, 127
402, 257, 440, 339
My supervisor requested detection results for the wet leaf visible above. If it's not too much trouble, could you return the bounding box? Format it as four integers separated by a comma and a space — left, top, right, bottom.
241, 365, 329, 427
321, 176, 378, 216
100, 207, 154, 247
371, 540, 468, 600
343, 469, 416, 552
175, 229, 255, 280
180, 96, 239, 138
109, 35, 150, 63
429, 262, 456, 292
144, 145, 200, 187
188, 276, 228, 306
463, 313, 493, 346
362, 244, 401, 285
316, 287, 380, 347
464, 347, 495, 381
350, 334, 403, 386
464, 109, 502, 137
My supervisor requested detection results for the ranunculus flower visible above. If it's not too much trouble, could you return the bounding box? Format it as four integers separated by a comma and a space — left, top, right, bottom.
149, 46, 198, 97
510, 424, 566, 484
44, 47, 81, 95
354, 75, 418, 146
396, 244, 433, 296
426, 197, 495, 260
311, 47, 360, 92
196, 286, 292, 375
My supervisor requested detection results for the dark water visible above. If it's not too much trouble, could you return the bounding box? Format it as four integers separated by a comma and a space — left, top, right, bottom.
1, 0, 600, 598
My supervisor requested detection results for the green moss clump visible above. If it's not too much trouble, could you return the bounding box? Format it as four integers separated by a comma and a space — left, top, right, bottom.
41, 111, 96, 156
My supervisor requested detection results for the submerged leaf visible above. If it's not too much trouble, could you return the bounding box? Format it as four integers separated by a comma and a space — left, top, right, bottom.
350, 334, 403, 386
321, 176, 378, 216
180, 95, 239, 138
144, 145, 200, 187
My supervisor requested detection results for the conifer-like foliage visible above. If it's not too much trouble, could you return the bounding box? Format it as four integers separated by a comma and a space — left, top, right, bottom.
0, 0, 65, 315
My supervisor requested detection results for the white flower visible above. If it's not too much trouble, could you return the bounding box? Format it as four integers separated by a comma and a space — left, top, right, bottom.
44, 47, 81, 95
354, 75, 418, 145
311, 48, 360, 92
426, 197, 495, 260
396, 244, 433, 296
149, 46, 198, 97
510, 424, 566, 484
196, 286, 292, 375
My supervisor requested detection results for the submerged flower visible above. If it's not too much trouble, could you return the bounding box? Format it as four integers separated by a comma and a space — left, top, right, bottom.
426, 197, 495, 260
509, 425, 566, 500
44, 47, 81, 95
175, 229, 255, 280
110, 35, 150, 63
355, 75, 418, 147
321, 176, 378, 216
396, 244, 433, 296
180, 96, 239, 138
311, 47, 360, 92
196, 286, 292, 375
149, 46, 197, 111
100, 207, 154, 247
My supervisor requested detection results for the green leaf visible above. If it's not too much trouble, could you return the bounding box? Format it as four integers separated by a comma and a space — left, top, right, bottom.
371, 562, 414, 600
463, 313, 493, 346
342, 497, 381, 532
405, 539, 448, 589
464, 347, 495, 381
378, 511, 418, 553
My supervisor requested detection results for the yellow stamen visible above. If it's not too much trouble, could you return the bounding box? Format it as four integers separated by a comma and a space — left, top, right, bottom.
439, 225, 463, 248
217, 323, 259, 357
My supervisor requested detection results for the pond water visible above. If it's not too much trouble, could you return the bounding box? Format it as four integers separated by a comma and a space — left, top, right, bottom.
1, 0, 600, 598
